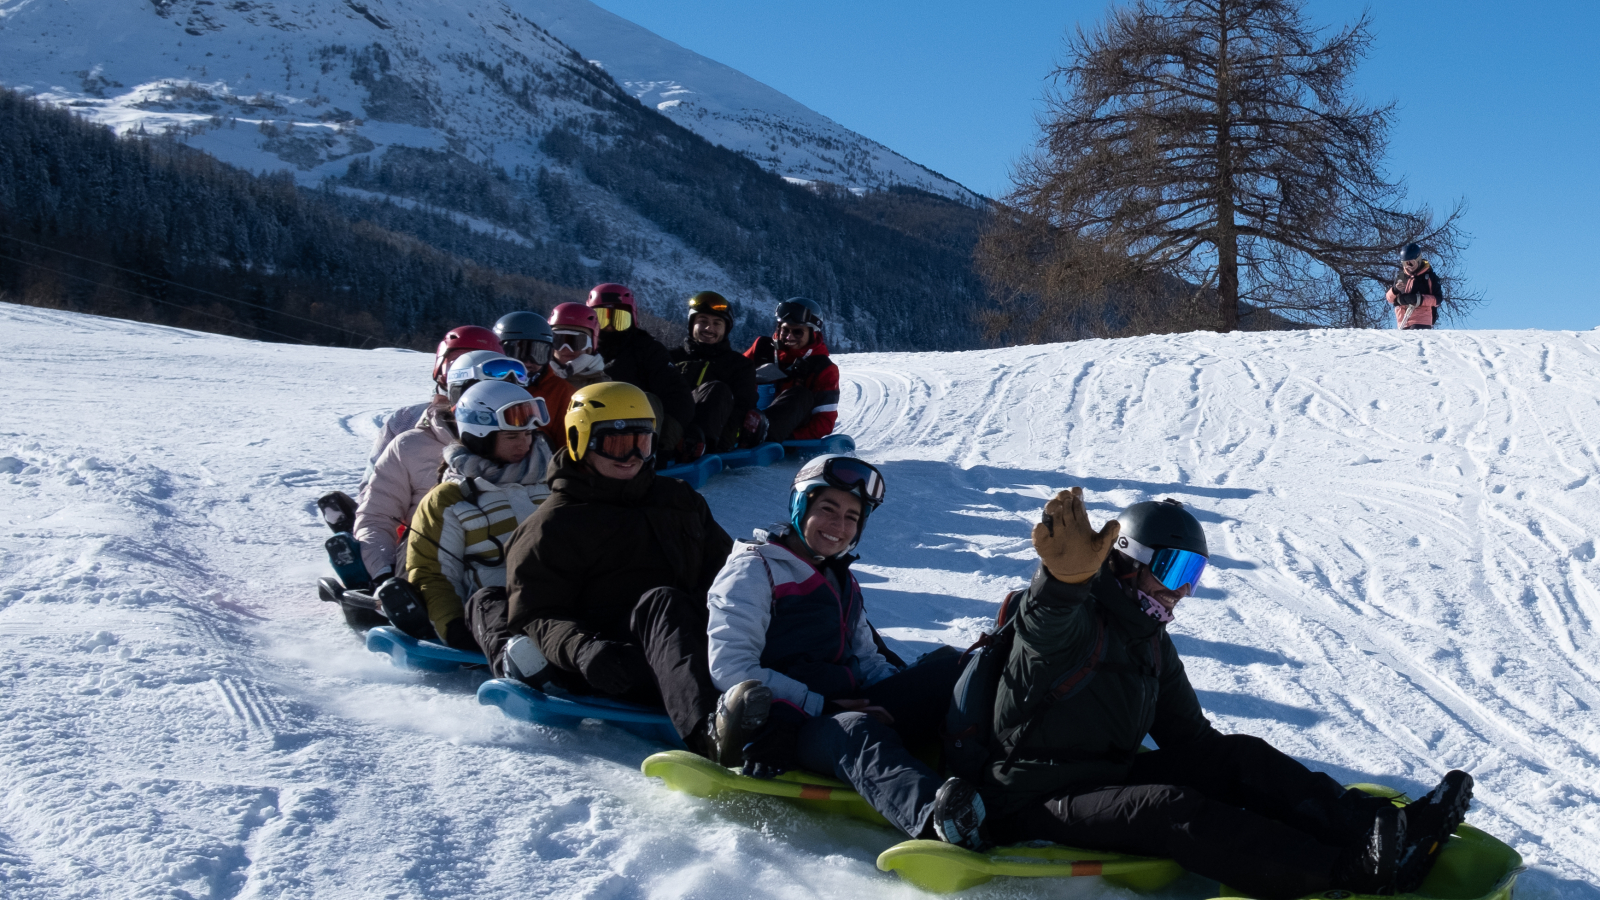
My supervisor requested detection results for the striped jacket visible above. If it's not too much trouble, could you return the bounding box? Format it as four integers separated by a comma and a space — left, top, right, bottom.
405, 444, 552, 639
706, 527, 897, 714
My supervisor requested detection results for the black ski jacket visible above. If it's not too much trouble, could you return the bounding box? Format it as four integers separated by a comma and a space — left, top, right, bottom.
505, 451, 733, 676
669, 337, 759, 420
597, 327, 695, 429
984, 559, 1219, 816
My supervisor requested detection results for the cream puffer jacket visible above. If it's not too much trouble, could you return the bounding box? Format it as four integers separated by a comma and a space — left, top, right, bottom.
354, 405, 456, 578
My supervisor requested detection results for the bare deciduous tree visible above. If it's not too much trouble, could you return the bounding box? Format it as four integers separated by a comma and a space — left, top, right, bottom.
978, 0, 1477, 340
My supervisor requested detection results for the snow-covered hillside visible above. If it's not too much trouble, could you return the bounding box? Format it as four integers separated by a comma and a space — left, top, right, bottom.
2, 301, 1597, 898
530, 0, 978, 202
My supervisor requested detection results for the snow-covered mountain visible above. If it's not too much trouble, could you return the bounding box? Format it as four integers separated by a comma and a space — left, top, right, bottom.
0, 0, 986, 341
2, 300, 1597, 896
529, 0, 978, 202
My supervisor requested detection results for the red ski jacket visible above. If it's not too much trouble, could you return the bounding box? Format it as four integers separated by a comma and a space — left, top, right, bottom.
745, 333, 840, 439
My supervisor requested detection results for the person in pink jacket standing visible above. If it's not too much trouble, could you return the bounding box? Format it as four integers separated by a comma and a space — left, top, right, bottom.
1386, 243, 1444, 330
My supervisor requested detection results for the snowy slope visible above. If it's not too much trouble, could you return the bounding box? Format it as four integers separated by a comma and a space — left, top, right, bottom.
3, 300, 1598, 898
530, 0, 978, 202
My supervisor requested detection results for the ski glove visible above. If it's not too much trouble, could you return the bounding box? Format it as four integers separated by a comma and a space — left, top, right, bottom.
575, 639, 652, 696
1032, 487, 1121, 584
741, 701, 809, 779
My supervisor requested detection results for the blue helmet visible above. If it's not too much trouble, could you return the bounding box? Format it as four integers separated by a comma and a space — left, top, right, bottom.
788, 455, 886, 556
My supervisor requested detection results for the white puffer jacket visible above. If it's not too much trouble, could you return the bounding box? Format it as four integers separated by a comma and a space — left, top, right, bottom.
354, 404, 455, 578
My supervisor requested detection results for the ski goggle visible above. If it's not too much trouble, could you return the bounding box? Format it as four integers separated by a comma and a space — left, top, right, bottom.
776, 300, 821, 327
1115, 534, 1207, 593
593, 307, 633, 331
448, 357, 530, 391
796, 456, 885, 509
589, 420, 655, 461
459, 397, 550, 431
502, 338, 552, 368
552, 330, 593, 352
689, 294, 730, 315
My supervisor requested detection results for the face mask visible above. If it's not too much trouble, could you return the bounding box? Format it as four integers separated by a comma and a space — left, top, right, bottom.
1136, 589, 1174, 624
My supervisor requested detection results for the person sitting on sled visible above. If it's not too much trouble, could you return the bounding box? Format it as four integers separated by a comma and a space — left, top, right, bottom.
742, 298, 839, 445
388, 380, 554, 653
494, 310, 572, 452
353, 350, 535, 590
318, 326, 504, 542
547, 303, 609, 391
586, 284, 699, 464
702, 455, 986, 848
668, 291, 759, 456
983, 488, 1474, 898
1386, 243, 1444, 331
498, 381, 739, 759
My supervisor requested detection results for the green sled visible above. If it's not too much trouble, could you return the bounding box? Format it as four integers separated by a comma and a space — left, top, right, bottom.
877, 840, 1185, 894
1216, 785, 1524, 900
641, 750, 890, 825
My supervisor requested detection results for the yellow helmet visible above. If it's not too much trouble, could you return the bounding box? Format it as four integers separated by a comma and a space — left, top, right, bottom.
565, 381, 656, 460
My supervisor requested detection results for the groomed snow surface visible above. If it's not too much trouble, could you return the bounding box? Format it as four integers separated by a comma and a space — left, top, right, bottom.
2, 301, 1598, 899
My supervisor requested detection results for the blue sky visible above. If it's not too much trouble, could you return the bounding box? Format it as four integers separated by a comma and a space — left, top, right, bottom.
590, 0, 1598, 331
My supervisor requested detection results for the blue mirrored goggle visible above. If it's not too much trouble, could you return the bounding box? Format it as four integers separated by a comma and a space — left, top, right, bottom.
1116, 534, 1207, 592
479, 357, 530, 384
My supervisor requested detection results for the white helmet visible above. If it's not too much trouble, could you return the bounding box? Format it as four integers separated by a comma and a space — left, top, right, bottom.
453, 381, 547, 447
446, 351, 529, 402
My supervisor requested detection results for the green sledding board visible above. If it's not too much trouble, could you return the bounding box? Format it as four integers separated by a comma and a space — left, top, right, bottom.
876, 840, 1185, 894
640, 750, 890, 826
1216, 785, 1524, 900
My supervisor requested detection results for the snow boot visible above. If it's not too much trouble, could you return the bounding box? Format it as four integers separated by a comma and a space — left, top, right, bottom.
931, 777, 987, 850
375, 578, 435, 642
501, 635, 551, 686
317, 491, 358, 534
319, 577, 387, 631
1331, 803, 1404, 894
712, 680, 772, 768
324, 532, 371, 591
1394, 770, 1474, 893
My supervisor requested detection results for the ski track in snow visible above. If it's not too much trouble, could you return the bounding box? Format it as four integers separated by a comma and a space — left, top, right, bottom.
2, 302, 1598, 898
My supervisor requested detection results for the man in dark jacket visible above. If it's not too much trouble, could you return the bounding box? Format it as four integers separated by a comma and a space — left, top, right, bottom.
586, 284, 697, 461
496, 381, 734, 754
668, 291, 759, 454
744, 297, 839, 443
986, 488, 1475, 899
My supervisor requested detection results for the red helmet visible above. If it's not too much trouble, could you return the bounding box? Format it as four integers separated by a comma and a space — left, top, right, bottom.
432, 325, 503, 387
549, 303, 600, 342
585, 283, 636, 315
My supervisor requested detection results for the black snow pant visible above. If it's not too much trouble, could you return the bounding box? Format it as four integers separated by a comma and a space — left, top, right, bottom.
994, 733, 1386, 900
794, 650, 963, 838
763, 386, 815, 444
465, 586, 514, 674
690, 381, 737, 452
1403, 323, 1433, 330
468, 586, 720, 743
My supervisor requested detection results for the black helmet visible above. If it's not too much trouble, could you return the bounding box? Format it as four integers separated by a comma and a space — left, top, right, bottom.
494, 311, 554, 369
688, 290, 734, 328
1401, 243, 1423, 262
1115, 498, 1207, 557
775, 297, 824, 330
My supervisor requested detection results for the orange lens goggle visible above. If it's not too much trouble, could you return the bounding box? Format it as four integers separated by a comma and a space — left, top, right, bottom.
593, 430, 653, 461
594, 308, 633, 331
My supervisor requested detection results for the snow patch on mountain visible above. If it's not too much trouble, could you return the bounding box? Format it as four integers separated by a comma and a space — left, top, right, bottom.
531, 0, 979, 202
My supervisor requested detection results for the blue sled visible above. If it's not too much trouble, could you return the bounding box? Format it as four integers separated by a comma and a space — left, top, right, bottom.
782, 434, 857, 457
366, 625, 488, 672
712, 442, 785, 470
477, 678, 684, 747
656, 454, 723, 488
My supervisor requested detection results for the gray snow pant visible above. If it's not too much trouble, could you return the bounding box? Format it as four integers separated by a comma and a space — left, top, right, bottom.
794, 650, 962, 838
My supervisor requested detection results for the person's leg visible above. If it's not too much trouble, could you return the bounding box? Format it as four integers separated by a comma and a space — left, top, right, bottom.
762, 386, 816, 443
628, 587, 719, 741
1128, 734, 1387, 848
691, 381, 736, 451
997, 783, 1344, 900
859, 649, 963, 739
794, 711, 946, 838
464, 586, 514, 674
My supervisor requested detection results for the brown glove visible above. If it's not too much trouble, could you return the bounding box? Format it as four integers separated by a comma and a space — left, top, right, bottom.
1031, 487, 1121, 584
